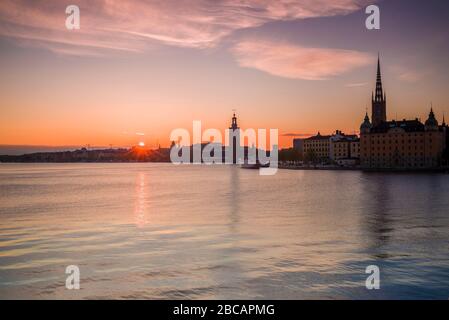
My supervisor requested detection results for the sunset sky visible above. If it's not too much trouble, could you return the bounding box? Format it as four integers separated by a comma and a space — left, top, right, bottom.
1, 0, 449, 151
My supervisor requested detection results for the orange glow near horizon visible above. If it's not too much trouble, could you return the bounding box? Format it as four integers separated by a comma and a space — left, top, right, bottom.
1, 1, 449, 152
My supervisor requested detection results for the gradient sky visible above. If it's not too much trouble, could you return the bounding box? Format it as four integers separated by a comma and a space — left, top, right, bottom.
1, 0, 449, 150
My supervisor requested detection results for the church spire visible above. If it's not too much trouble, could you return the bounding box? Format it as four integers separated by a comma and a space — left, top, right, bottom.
374, 54, 384, 103
371, 54, 387, 127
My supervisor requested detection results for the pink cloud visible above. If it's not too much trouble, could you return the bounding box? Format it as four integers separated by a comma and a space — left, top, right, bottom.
390, 65, 426, 83
0, 0, 375, 54
397, 71, 422, 83
345, 82, 368, 87
231, 39, 374, 80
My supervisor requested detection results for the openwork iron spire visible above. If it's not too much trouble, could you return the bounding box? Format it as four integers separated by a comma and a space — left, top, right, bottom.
374, 55, 384, 103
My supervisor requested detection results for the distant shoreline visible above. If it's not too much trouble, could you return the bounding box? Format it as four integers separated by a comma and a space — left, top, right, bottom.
279, 165, 449, 173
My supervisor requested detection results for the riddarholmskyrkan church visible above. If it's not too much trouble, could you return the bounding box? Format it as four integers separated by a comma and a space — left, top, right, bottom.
360, 57, 448, 169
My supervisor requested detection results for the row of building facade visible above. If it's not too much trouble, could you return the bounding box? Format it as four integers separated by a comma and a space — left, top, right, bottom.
293, 57, 449, 169
294, 130, 361, 166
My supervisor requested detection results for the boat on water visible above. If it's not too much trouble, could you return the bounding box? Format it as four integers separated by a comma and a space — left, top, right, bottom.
240, 162, 270, 169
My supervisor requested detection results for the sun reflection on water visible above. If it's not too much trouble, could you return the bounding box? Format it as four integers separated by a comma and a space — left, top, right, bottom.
134, 172, 148, 228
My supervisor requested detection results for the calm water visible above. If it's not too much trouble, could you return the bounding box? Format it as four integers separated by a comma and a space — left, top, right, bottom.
0, 163, 448, 299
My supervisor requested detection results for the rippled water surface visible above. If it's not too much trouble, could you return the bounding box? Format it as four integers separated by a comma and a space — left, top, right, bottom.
0, 163, 448, 299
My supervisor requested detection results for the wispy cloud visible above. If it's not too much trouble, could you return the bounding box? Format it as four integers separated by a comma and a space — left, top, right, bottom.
231, 39, 374, 80
345, 82, 368, 87
390, 65, 425, 83
0, 0, 374, 55
397, 71, 422, 83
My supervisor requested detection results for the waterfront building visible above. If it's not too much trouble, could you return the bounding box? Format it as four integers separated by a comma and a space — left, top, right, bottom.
329, 130, 359, 162
442, 117, 449, 165
303, 132, 331, 162
360, 58, 446, 169
293, 138, 304, 155
350, 140, 361, 159
303, 130, 360, 164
